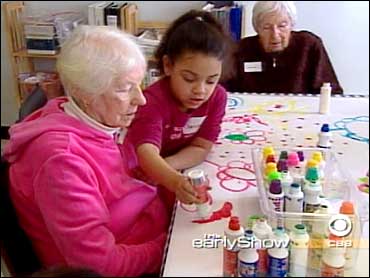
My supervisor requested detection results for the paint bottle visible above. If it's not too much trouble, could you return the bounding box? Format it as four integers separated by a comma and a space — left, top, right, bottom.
317, 124, 332, 148
223, 216, 245, 277
267, 227, 290, 277
188, 169, 211, 219
246, 215, 262, 230
303, 169, 322, 213
307, 204, 330, 272
265, 163, 278, 189
295, 151, 306, 184
288, 224, 310, 277
339, 201, 355, 269
287, 152, 300, 173
265, 162, 277, 179
288, 152, 303, 187
267, 171, 281, 186
320, 234, 346, 277
305, 159, 319, 175
277, 159, 293, 195
263, 146, 275, 161
319, 82, 331, 114
279, 150, 288, 160
252, 218, 272, 277
238, 230, 259, 277
284, 183, 304, 231
265, 154, 276, 164
297, 151, 305, 167
268, 180, 284, 228
311, 151, 326, 180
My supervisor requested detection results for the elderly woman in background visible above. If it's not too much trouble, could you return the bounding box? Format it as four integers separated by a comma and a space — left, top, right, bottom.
3, 26, 169, 277
226, 1, 343, 94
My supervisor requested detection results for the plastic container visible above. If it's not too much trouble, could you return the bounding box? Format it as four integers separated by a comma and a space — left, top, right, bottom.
252, 147, 367, 277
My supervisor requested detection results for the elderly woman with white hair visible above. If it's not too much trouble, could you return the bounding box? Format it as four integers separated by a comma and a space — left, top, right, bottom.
3, 26, 169, 277
226, 1, 343, 94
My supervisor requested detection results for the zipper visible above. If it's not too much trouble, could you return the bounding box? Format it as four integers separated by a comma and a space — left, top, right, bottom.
273, 57, 277, 68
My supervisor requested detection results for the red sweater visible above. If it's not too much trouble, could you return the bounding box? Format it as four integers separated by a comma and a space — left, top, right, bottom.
226, 31, 343, 94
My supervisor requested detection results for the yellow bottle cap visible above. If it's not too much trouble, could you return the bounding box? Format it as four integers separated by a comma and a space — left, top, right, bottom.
306, 159, 318, 168
312, 151, 323, 163
265, 162, 277, 176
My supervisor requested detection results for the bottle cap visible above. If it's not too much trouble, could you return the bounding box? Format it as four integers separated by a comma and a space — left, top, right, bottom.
328, 233, 341, 241
188, 169, 206, 186
312, 151, 323, 163
263, 146, 275, 158
256, 217, 267, 225
322, 82, 331, 88
289, 183, 301, 194
277, 159, 288, 172
279, 151, 288, 160
340, 201, 355, 214
269, 179, 282, 194
321, 123, 330, 132
315, 204, 330, 214
287, 152, 300, 166
294, 224, 307, 234
306, 159, 318, 168
244, 229, 254, 238
274, 227, 286, 236
265, 162, 277, 176
229, 216, 241, 230
287, 152, 299, 167
266, 154, 276, 164
297, 151, 305, 162
268, 171, 281, 183
305, 167, 319, 182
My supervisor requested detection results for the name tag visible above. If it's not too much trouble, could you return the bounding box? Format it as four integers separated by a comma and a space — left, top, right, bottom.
183, 116, 206, 135
244, 62, 262, 72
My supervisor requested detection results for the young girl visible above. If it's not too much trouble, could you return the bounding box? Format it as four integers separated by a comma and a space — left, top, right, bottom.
127, 10, 234, 207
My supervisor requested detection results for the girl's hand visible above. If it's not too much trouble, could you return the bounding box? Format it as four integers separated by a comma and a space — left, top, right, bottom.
172, 175, 201, 205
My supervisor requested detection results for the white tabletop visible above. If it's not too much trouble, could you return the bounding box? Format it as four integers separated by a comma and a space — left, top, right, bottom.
161, 93, 369, 277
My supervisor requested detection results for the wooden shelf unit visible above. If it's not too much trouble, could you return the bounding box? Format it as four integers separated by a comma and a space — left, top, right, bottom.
3, 2, 170, 106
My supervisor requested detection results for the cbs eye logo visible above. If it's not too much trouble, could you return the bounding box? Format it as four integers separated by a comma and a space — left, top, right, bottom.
328, 214, 352, 237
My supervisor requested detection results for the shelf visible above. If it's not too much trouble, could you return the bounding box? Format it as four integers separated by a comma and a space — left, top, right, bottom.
12, 49, 59, 59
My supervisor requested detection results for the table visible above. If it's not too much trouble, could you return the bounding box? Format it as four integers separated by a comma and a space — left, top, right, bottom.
161, 93, 369, 277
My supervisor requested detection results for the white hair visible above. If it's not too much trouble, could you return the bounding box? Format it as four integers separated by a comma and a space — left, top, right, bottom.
252, 1, 297, 32
56, 25, 146, 96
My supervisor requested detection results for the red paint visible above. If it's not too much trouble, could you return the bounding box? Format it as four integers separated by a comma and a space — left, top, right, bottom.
192, 201, 233, 224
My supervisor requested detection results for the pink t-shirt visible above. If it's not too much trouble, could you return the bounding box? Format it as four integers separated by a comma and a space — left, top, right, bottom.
128, 78, 227, 157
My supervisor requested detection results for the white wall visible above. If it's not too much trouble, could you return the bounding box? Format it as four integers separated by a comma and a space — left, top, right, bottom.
1, 1, 206, 125
240, 1, 369, 95
1, 1, 369, 125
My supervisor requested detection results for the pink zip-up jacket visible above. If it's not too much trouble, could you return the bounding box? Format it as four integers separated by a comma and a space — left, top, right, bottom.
3, 97, 169, 277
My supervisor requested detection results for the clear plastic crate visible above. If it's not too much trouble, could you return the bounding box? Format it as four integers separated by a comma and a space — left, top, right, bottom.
252, 147, 367, 277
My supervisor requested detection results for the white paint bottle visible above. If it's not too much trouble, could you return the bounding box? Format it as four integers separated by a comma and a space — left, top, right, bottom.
252, 218, 273, 276
223, 216, 245, 277
188, 169, 211, 219
320, 235, 346, 277
268, 180, 285, 228
319, 82, 331, 114
267, 227, 290, 277
238, 230, 259, 277
289, 224, 310, 277
284, 183, 304, 231
317, 124, 332, 148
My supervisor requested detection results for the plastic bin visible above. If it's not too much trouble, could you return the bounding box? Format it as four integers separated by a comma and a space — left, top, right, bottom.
252, 147, 367, 277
